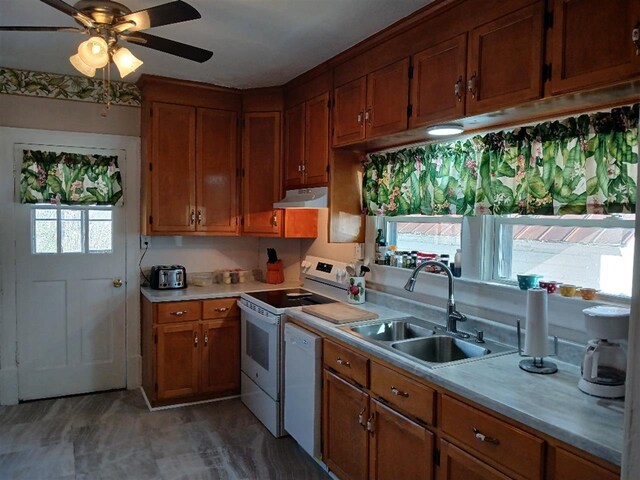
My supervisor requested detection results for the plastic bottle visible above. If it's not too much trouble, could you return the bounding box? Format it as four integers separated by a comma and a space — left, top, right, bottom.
453, 249, 462, 277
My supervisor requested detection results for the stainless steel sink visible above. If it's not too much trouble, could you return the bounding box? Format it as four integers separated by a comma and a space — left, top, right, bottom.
391, 335, 489, 363
349, 320, 433, 342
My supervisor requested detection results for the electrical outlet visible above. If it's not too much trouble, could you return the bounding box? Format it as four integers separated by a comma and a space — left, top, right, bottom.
354, 243, 364, 260
140, 235, 151, 249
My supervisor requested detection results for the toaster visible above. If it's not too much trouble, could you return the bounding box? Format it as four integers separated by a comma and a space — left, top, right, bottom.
150, 265, 187, 290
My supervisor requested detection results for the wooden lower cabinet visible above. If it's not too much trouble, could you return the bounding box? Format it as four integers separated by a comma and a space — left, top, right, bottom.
439, 440, 511, 480
142, 297, 240, 406
550, 447, 619, 480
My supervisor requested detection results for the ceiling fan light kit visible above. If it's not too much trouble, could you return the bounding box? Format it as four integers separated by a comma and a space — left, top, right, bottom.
112, 46, 143, 77
77, 35, 110, 69
69, 52, 96, 77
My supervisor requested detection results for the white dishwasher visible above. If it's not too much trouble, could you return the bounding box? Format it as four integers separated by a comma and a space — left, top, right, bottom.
284, 323, 322, 458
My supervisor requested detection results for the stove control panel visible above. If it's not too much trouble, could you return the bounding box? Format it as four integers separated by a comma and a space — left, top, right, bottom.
302, 256, 351, 286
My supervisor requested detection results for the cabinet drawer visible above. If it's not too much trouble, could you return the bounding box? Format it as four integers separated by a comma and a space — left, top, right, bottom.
370, 362, 435, 426
441, 395, 544, 479
323, 340, 368, 387
156, 301, 201, 324
202, 298, 239, 319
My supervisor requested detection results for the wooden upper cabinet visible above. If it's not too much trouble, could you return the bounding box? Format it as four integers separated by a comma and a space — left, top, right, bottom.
550, 0, 640, 94
284, 102, 305, 188
304, 92, 330, 186
200, 318, 240, 395
323, 370, 370, 480
196, 108, 239, 234
466, 1, 545, 115
242, 112, 282, 236
366, 57, 411, 138
439, 440, 512, 480
369, 399, 434, 480
333, 76, 367, 146
411, 34, 467, 128
149, 102, 196, 233
156, 322, 200, 400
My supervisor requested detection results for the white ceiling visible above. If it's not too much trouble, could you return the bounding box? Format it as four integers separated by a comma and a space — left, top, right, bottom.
0, 0, 433, 88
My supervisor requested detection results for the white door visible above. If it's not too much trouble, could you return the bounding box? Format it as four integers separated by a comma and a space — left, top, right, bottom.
14, 147, 127, 401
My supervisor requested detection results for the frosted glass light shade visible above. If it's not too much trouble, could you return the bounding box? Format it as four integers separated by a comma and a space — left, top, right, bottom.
69, 53, 96, 77
426, 124, 465, 136
78, 36, 109, 68
112, 47, 143, 77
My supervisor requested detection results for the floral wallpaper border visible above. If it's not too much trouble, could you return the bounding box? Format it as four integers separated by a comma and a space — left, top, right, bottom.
0, 66, 141, 107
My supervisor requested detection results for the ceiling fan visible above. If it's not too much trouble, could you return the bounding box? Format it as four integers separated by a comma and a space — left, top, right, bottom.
0, 0, 213, 78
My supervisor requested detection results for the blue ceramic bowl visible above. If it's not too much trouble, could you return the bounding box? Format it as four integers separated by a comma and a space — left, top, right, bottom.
517, 274, 542, 290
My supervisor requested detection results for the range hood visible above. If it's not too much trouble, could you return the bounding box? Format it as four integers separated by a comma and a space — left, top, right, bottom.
273, 187, 328, 208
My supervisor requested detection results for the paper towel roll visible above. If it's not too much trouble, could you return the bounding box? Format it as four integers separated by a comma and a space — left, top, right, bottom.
524, 288, 548, 357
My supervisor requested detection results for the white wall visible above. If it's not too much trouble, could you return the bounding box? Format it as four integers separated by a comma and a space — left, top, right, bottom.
302, 208, 358, 263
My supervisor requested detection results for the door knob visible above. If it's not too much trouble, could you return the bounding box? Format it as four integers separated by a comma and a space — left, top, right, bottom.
113, 278, 123, 288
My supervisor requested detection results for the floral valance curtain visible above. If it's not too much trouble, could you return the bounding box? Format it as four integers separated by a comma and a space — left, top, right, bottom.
363, 104, 638, 216
20, 150, 123, 206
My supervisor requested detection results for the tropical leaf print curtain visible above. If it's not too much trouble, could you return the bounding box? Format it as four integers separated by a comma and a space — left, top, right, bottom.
20, 150, 123, 205
363, 104, 638, 216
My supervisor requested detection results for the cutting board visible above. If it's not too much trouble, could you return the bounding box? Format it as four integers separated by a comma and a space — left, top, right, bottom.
302, 302, 378, 324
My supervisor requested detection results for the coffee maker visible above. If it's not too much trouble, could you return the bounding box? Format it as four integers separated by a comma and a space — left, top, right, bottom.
578, 306, 629, 399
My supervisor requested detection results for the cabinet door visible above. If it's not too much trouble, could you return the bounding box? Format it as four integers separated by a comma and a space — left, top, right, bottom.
551, 0, 640, 94
369, 399, 434, 480
552, 448, 619, 480
333, 76, 367, 146
467, 2, 544, 115
323, 370, 369, 480
439, 440, 511, 480
200, 318, 240, 394
410, 34, 467, 128
284, 102, 305, 189
196, 108, 239, 234
242, 112, 282, 236
366, 57, 410, 138
149, 102, 196, 233
304, 92, 330, 186
156, 322, 199, 400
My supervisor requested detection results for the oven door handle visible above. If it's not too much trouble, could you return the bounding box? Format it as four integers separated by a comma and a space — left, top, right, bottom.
237, 301, 279, 325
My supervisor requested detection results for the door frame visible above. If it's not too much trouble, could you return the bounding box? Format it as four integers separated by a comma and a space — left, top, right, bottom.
0, 127, 141, 405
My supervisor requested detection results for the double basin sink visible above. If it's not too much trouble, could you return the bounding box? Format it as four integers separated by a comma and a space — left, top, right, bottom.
342, 317, 515, 368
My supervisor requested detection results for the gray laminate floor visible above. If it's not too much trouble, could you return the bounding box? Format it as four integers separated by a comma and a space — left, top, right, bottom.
0, 389, 330, 480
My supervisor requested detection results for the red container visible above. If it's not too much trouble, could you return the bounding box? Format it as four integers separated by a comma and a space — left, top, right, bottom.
538, 280, 558, 294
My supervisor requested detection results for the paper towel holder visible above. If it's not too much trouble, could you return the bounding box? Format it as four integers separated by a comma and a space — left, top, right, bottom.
516, 320, 559, 374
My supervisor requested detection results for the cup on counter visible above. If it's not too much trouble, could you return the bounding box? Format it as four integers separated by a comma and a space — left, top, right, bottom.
578, 287, 597, 300
230, 271, 239, 284
538, 280, 558, 294
348, 276, 365, 304
222, 271, 231, 285
517, 274, 542, 290
559, 284, 578, 297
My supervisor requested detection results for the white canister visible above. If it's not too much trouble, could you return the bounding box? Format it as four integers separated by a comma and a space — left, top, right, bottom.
348, 276, 365, 304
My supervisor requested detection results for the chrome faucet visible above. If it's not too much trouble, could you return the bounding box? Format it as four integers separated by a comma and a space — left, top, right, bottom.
404, 260, 468, 336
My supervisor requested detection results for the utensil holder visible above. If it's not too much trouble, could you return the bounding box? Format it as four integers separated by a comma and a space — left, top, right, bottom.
266, 260, 284, 284
348, 276, 365, 304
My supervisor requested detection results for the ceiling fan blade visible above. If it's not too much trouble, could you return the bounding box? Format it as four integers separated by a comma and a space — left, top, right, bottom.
117, 1, 200, 33
123, 32, 212, 63
40, 0, 95, 28
0, 26, 83, 32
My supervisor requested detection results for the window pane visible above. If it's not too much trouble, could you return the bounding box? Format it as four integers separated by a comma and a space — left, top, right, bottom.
496, 219, 634, 297
89, 220, 112, 252
392, 221, 462, 259
61, 209, 82, 220
35, 209, 57, 220
34, 220, 57, 253
61, 219, 83, 253
89, 209, 112, 220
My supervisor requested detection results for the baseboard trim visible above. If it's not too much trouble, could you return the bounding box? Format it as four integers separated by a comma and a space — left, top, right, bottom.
139, 387, 240, 412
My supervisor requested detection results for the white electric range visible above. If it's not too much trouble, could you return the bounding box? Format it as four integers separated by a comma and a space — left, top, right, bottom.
238, 256, 352, 437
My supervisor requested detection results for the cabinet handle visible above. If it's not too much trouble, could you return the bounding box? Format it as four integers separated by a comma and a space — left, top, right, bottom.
366, 414, 374, 433
194, 333, 198, 347
472, 427, 500, 445
214, 307, 229, 312
633, 24, 640, 56
358, 407, 366, 427
454, 76, 463, 102
190, 210, 195, 225
271, 211, 278, 227
298, 164, 302, 172
365, 108, 372, 124
336, 357, 351, 367
170, 310, 187, 316
300, 164, 306, 172
390, 386, 409, 398
467, 73, 477, 99
197, 210, 203, 225
357, 112, 363, 126
204, 333, 208, 346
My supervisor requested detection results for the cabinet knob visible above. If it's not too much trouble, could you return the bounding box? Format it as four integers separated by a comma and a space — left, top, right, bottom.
190, 210, 195, 225
203, 333, 208, 346
194, 333, 198, 347
357, 112, 363, 126
170, 310, 187, 316
467, 73, 477, 99
214, 307, 229, 312
197, 210, 203, 225
454, 76, 463, 102
336, 357, 351, 367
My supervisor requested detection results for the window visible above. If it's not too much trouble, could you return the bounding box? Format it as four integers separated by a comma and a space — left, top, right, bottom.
385, 216, 462, 259
32, 206, 113, 254
493, 215, 634, 297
